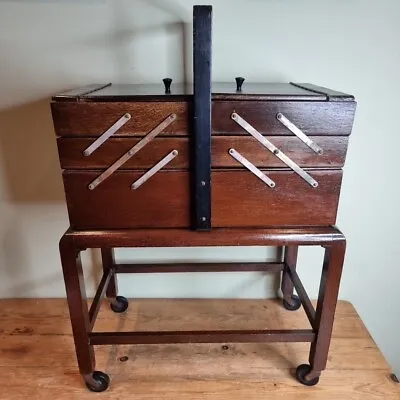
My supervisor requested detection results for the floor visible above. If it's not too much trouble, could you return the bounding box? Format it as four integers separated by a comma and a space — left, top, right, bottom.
0, 299, 398, 399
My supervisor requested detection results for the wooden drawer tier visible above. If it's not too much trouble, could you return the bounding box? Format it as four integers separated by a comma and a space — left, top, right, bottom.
58, 136, 348, 169
51, 102, 190, 137
63, 169, 342, 229
212, 101, 356, 136
63, 171, 191, 229
212, 169, 342, 227
52, 100, 356, 138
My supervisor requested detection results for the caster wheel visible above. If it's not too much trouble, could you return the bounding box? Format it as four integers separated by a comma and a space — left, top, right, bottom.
110, 296, 129, 313
283, 294, 301, 311
85, 371, 110, 392
295, 364, 320, 386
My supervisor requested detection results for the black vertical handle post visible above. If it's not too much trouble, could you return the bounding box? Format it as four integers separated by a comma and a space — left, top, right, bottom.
193, 5, 212, 231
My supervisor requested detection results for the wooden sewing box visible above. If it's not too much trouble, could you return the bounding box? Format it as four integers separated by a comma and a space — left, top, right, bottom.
51, 6, 356, 392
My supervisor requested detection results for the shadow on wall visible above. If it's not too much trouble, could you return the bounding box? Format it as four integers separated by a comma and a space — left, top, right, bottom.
0, 100, 107, 297
0, 99, 64, 203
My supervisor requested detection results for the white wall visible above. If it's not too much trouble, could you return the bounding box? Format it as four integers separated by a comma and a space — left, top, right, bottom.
0, 0, 399, 376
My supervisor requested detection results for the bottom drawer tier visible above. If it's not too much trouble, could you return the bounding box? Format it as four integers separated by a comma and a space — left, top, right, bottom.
212, 170, 342, 227
63, 169, 342, 229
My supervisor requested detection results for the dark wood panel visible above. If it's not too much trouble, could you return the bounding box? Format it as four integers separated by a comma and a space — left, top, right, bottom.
212, 136, 348, 168
89, 329, 315, 345
51, 102, 191, 137
51, 82, 331, 102
58, 138, 191, 169
63, 171, 191, 229
65, 226, 345, 249
212, 170, 342, 227
77, 83, 193, 102
58, 136, 347, 169
290, 83, 355, 101
114, 262, 284, 274
51, 83, 112, 102
212, 101, 356, 136
211, 82, 326, 101
63, 170, 341, 230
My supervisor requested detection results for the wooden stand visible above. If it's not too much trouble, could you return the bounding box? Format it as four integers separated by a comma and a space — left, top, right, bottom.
59, 226, 345, 391
52, 6, 356, 392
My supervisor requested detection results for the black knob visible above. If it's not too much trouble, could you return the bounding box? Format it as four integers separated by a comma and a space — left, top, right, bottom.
163, 78, 172, 94
235, 77, 245, 92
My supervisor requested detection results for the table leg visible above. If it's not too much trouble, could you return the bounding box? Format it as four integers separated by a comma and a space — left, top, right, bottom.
297, 241, 346, 384
101, 248, 117, 299
59, 235, 95, 376
282, 246, 301, 310
101, 247, 129, 313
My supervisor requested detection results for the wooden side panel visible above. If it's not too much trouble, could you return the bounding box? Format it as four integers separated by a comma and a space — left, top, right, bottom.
51, 102, 191, 137
212, 170, 343, 227
57, 136, 348, 169
212, 101, 356, 136
63, 171, 191, 229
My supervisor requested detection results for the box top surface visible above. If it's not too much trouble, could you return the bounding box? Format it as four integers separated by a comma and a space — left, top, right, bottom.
52, 82, 354, 102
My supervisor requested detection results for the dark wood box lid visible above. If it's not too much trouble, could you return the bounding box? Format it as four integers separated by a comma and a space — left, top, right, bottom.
52, 82, 354, 102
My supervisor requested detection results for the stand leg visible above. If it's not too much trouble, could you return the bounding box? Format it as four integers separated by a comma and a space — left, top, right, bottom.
282, 246, 301, 311
101, 248, 117, 299
59, 236, 95, 375
296, 241, 346, 385
101, 247, 129, 313
60, 236, 111, 392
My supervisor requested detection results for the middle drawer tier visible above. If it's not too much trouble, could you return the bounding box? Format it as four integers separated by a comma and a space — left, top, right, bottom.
58, 136, 348, 169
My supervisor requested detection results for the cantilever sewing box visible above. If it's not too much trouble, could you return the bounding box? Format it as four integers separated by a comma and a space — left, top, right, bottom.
51, 6, 356, 392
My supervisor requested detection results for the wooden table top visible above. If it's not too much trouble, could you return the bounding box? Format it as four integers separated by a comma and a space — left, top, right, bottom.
0, 299, 398, 399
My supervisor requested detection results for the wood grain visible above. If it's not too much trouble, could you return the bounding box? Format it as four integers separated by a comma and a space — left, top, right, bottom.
57, 136, 348, 169
0, 299, 397, 399
212, 101, 356, 136
212, 170, 342, 227
51, 101, 191, 137
63, 170, 191, 229
62, 170, 342, 229
65, 226, 345, 249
